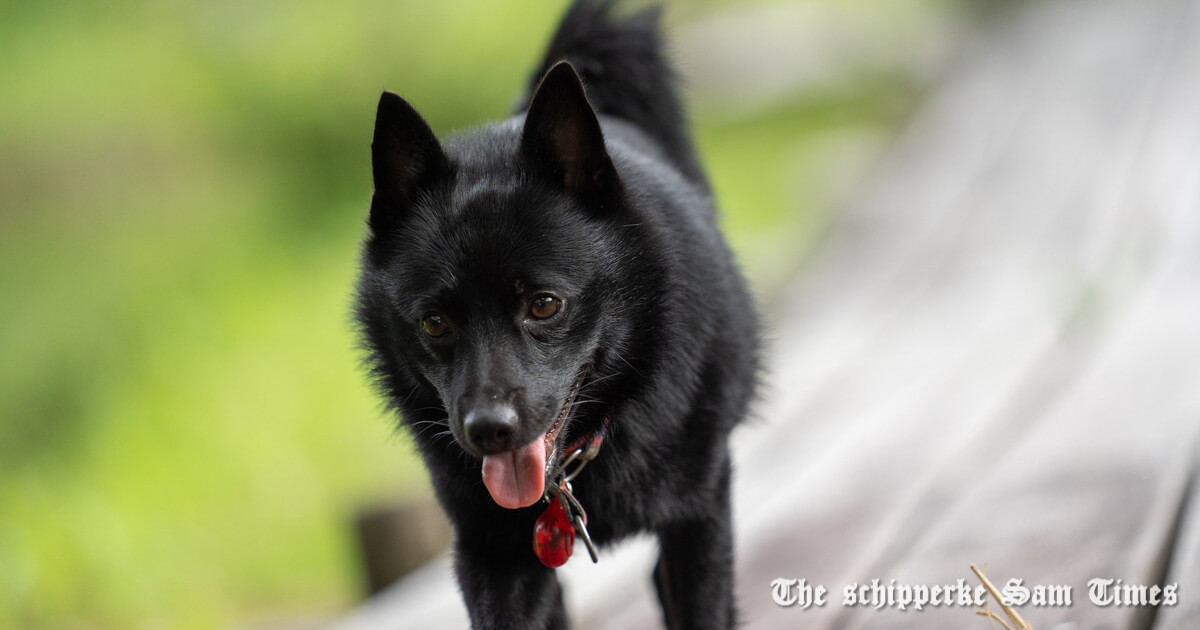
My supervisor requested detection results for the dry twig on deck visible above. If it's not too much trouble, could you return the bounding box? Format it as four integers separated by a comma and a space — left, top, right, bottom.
971, 564, 1033, 630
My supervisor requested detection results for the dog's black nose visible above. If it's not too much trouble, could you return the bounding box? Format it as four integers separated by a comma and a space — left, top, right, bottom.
463, 404, 520, 454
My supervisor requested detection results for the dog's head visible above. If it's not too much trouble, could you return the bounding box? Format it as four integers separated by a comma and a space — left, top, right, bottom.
357, 63, 654, 509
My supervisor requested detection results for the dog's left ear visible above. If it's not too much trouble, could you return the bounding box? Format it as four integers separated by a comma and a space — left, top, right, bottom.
521, 61, 617, 195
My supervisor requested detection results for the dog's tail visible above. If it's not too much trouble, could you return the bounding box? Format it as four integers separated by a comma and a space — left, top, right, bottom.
523, 0, 707, 189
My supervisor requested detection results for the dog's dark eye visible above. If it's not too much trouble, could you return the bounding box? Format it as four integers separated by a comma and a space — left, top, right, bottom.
529, 295, 561, 320
421, 314, 450, 338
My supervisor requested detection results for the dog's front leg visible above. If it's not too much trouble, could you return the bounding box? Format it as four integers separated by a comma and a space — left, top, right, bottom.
453, 539, 568, 630
653, 460, 737, 629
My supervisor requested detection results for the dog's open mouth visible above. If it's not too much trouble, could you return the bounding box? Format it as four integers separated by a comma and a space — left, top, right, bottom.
480, 366, 587, 509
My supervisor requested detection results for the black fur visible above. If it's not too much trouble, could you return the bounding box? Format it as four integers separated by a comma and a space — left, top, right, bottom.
355, 2, 759, 628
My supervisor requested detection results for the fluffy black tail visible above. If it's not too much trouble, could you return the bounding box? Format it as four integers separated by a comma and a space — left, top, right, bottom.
524, 0, 707, 188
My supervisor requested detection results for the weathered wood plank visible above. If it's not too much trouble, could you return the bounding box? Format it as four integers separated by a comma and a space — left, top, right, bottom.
835, 1, 1200, 626
735, 1, 1200, 628
1154, 462, 1200, 630
326, 555, 466, 629
846, 296, 1200, 629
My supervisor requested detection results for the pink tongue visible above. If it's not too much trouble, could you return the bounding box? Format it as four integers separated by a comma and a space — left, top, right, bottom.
481, 438, 546, 509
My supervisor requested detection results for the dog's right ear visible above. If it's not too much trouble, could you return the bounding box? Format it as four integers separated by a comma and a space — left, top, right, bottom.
370, 92, 448, 234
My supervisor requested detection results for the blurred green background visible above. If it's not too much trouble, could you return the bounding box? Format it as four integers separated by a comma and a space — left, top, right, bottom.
0, 0, 949, 627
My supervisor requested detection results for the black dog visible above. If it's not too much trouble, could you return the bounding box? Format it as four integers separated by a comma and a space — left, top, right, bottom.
355, 1, 758, 627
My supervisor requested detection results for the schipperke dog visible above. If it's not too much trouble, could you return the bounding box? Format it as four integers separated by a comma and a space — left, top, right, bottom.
355, 1, 759, 627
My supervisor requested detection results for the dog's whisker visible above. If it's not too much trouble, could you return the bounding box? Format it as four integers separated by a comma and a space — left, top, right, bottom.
406, 405, 448, 415
418, 428, 458, 449
411, 418, 453, 442
583, 369, 625, 386
609, 351, 645, 378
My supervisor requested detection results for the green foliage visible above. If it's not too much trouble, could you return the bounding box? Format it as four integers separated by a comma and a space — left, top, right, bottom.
0, 1, 920, 627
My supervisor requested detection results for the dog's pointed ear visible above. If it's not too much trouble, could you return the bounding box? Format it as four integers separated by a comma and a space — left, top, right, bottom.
370, 92, 448, 233
521, 62, 617, 194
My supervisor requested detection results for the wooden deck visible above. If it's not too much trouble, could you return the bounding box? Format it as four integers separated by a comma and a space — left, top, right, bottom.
330, 0, 1200, 627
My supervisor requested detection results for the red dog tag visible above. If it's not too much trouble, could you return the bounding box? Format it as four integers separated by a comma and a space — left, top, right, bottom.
533, 499, 575, 567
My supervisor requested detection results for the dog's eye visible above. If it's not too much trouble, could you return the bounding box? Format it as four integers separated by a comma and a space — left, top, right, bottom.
421, 314, 450, 338
529, 295, 561, 320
